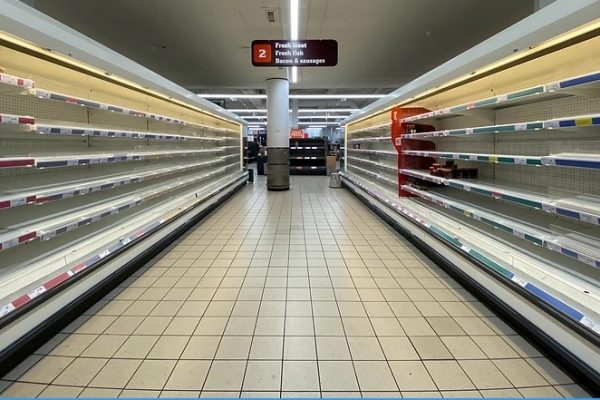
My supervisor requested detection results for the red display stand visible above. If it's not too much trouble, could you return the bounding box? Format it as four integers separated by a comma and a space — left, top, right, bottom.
390, 107, 436, 197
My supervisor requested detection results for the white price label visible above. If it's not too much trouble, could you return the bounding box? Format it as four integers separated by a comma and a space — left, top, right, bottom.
514, 158, 527, 165
42, 231, 56, 240
515, 123, 527, 131
466, 128, 473, 135
469, 155, 478, 161
544, 120, 560, 129
542, 157, 556, 166
29, 286, 46, 298
441, 130, 450, 136
1, 75, 17, 85
578, 254, 595, 266
460, 245, 471, 253
63, 192, 74, 199
580, 213, 597, 224
0, 304, 15, 317
580, 316, 600, 334
514, 230, 526, 239
120, 237, 132, 245
36, 90, 51, 99
511, 275, 528, 287
66, 159, 78, 166
99, 104, 109, 110
98, 249, 111, 259
472, 214, 482, 221
464, 185, 471, 192
545, 82, 560, 92
11, 197, 27, 207
542, 204, 557, 214
546, 241, 561, 252
497, 94, 508, 102
2, 115, 18, 124
453, 153, 461, 160
3, 238, 19, 249
67, 222, 78, 231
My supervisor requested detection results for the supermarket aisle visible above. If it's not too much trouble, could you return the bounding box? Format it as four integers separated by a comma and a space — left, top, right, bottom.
0, 175, 589, 398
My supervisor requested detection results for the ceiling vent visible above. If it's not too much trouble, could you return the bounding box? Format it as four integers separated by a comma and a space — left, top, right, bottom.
265, 9, 278, 23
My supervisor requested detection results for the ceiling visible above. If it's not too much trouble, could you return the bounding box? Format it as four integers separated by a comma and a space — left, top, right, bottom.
23, 0, 535, 113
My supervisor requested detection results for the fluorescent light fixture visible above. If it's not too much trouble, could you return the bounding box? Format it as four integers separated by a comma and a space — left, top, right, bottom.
298, 121, 340, 125
291, 0, 299, 40
291, 66, 298, 83
292, 94, 385, 99
307, 125, 327, 128
199, 94, 266, 99
298, 115, 344, 119
228, 108, 357, 113
299, 108, 358, 113
241, 115, 344, 120
198, 94, 386, 99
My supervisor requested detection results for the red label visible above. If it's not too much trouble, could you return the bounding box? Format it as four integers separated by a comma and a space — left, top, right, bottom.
290, 128, 305, 138
253, 43, 273, 64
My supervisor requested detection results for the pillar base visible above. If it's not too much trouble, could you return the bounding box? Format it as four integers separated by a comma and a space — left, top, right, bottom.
267, 147, 290, 191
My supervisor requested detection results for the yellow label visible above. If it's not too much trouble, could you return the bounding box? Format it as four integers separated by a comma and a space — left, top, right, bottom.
489, 156, 498, 163
575, 117, 593, 126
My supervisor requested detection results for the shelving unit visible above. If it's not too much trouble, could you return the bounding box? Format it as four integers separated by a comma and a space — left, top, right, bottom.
343, 57, 600, 359
289, 138, 328, 175
345, 122, 397, 192
0, 48, 244, 326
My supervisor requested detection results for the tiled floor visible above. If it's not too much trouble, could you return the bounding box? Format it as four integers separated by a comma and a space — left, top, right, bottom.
0, 175, 590, 398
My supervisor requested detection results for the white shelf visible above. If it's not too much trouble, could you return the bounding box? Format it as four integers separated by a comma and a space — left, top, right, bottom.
0, 159, 227, 210
402, 114, 600, 139
400, 168, 600, 226
0, 149, 223, 169
402, 184, 600, 269
0, 166, 234, 252
402, 70, 600, 123
0, 113, 35, 126
348, 164, 396, 185
36, 122, 225, 143
350, 122, 391, 134
402, 150, 543, 166
346, 155, 396, 172
347, 148, 396, 156
341, 172, 600, 338
349, 136, 391, 142
0, 172, 247, 317
0, 72, 35, 94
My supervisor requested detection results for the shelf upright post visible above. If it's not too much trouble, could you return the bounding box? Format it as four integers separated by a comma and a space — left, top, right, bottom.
391, 107, 436, 197
266, 77, 290, 190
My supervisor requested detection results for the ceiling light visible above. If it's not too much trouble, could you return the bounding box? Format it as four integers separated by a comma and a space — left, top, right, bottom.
290, 0, 299, 40
298, 121, 340, 125
198, 94, 386, 99
228, 108, 357, 113
307, 125, 326, 128
241, 115, 344, 120
299, 108, 358, 113
298, 115, 344, 119
291, 66, 298, 83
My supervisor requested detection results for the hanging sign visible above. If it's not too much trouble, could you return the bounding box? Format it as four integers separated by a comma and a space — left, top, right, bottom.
252, 40, 338, 67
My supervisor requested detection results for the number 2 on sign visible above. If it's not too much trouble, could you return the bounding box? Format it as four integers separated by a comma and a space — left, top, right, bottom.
253, 44, 272, 63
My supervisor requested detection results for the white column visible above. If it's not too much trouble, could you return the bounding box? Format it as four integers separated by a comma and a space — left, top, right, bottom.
266, 78, 290, 190
291, 99, 299, 129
